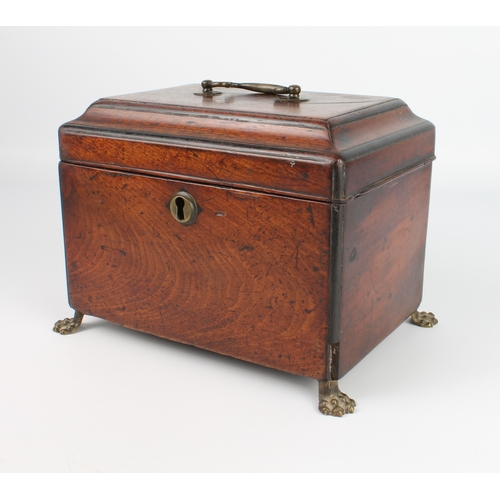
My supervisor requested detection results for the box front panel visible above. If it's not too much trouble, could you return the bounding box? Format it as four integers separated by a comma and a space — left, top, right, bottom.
60, 162, 331, 379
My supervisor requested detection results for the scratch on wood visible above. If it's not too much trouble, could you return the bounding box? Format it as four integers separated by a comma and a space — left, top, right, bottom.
306, 205, 315, 228
295, 240, 302, 270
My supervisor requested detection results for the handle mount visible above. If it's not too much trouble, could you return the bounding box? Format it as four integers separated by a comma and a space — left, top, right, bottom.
194, 80, 307, 102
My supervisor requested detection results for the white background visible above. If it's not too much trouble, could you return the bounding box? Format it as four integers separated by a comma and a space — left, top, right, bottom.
1, 27, 499, 478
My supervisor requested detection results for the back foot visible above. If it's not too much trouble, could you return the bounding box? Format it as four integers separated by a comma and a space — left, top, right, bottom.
53, 310, 84, 335
411, 310, 438, 328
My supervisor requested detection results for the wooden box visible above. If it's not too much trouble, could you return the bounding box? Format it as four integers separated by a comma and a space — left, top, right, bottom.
54, 81, 438, 416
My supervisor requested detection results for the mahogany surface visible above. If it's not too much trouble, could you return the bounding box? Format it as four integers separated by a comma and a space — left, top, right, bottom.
336, 163, 432, 378
58, 83, 436, 382
60, 133, 335, 201
60, 162, 331, 379
60, 84, 434, 201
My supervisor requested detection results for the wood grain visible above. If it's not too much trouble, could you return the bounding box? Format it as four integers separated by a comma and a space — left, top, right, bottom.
60, 162, 331, 379
337, 163, 433, 378
60, 84, 434, 201
60, 132, 335, 201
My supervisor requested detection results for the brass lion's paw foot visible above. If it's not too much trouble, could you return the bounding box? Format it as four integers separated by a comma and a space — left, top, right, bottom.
53, 311, 84, 335
411, 310, 438, 328
318, 380, 356, 417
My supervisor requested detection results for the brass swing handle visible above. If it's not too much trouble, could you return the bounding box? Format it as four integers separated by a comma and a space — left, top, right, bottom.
196, 79, 303, 100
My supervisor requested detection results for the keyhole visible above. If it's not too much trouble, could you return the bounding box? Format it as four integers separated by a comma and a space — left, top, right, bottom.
169, 191, 198, 225
175, 196, 185, 221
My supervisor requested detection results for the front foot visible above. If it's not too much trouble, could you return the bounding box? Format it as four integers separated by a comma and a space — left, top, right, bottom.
318, 380, 356, 417
53, 310, 84, 335
411, 310, 438, 328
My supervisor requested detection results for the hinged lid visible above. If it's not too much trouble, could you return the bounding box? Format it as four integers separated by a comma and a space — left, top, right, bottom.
59, 83, 435, 201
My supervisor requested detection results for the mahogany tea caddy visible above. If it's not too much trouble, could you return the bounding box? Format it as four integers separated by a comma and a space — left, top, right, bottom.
54, 81, 437, 416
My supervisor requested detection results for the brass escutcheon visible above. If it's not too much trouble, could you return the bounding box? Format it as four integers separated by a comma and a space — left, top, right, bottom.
169, 191, 198, 225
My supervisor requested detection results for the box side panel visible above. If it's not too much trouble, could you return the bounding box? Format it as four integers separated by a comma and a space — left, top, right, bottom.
338, 163, 432, 377
60, 162, 330, 379
329, 104, 435, 197
342, 126, 435, 196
